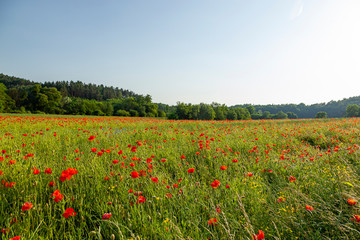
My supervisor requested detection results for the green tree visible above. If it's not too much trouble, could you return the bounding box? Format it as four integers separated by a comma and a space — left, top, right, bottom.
199, 103, 215, 120
176, 102, 191, 119
262, 111, 271, 119
234, 107, 251, 120
315, 111, 327, 119
273, 111, 288, 119
226, 109, 237, 120
346, 104, 360, 117
286, 112, 298, 119
246, 105, 255, 115
212, 102, 227, 120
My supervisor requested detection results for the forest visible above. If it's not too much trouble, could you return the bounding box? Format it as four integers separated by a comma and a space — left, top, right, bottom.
1, 73, 360, 119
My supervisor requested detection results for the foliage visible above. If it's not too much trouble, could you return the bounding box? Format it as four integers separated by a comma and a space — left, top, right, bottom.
1, 116, 360, 239
315, 111, 328, 119
346, 104, 360, 117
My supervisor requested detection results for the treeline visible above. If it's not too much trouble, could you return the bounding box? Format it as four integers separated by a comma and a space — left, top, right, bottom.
0, 74, 164, 117
2, 73, 360, 120
234, 96, 360, 119
160, 102, 302, 120
0, 73, 139, 101
164, 102, 251, 120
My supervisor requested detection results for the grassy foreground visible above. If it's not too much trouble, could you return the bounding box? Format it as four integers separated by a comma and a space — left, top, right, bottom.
1, 115, 360, 239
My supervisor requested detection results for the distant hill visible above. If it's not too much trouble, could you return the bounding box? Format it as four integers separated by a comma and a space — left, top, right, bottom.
0, 73, 140, 101
0, 73, 160, 117
233, 96, 360, 118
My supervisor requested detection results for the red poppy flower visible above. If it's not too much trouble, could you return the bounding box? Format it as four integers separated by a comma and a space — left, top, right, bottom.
187, 168, 195, 173
220, 165, 227, 170
102, 213, 111, 219
181, 155, 186, 159
49, 181, 55, 187
151, 177, 159, 183
59, 168, 78, 182
44, 168, 52, 174
21, 202, 33, 211
131, 171, 139, 178
347, 199, 357, 205
289, 176, 296, 182
253, 230, 265, 240
208, 218, 218, 225
51, 190, 63, 202
211, 180, 220, 189
305, 205, 314, 211
352, 215, 360, 223
62, 208, 76, 218
9, 236, 21, 240
137, 196, 146, 203
88, 135, 96, 141
33, 169, 40, 175
91, 148, 97, 152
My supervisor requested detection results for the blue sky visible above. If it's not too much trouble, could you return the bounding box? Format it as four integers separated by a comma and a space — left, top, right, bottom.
1, 0, 360, 106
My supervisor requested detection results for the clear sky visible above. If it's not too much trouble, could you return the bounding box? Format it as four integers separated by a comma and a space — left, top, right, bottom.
1, 0, 359, 106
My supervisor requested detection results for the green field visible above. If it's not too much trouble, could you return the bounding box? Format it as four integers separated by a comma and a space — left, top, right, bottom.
1, 115, 360, 239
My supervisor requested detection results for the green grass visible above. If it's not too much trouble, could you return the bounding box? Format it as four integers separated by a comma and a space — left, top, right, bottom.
1, 115, 360, 239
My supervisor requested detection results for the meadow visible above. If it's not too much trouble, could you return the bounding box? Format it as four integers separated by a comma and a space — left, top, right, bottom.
1, 115, 360, 240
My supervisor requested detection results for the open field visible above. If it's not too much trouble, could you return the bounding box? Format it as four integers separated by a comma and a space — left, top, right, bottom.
1, 115, 360, 239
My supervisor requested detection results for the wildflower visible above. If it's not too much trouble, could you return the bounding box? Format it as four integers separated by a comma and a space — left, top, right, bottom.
305, 205, 314, 211
187, 168, 195, 173
347, 199, 357, 205
49, 181, 55, 187
253, 230, 265, 240
131, 171, 139, 178
88, 135, 96, 141
151, 177, 159, 183
21, 202, 33, 211
33, 168, 40, 175
59, 168, 78, 182
62, 208, 76, 218
44, 168, 52, 174
211, 180, 220, 189
351, 215, 360, 223
102, 213, 111, 219
51, 190, 64, 203
220, 165, 227, 170
208, 218, 218, 225
9, 236, 21, 240
137, 196, 146, 203
289, 176, 296, 182
91, 148, 97, 152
